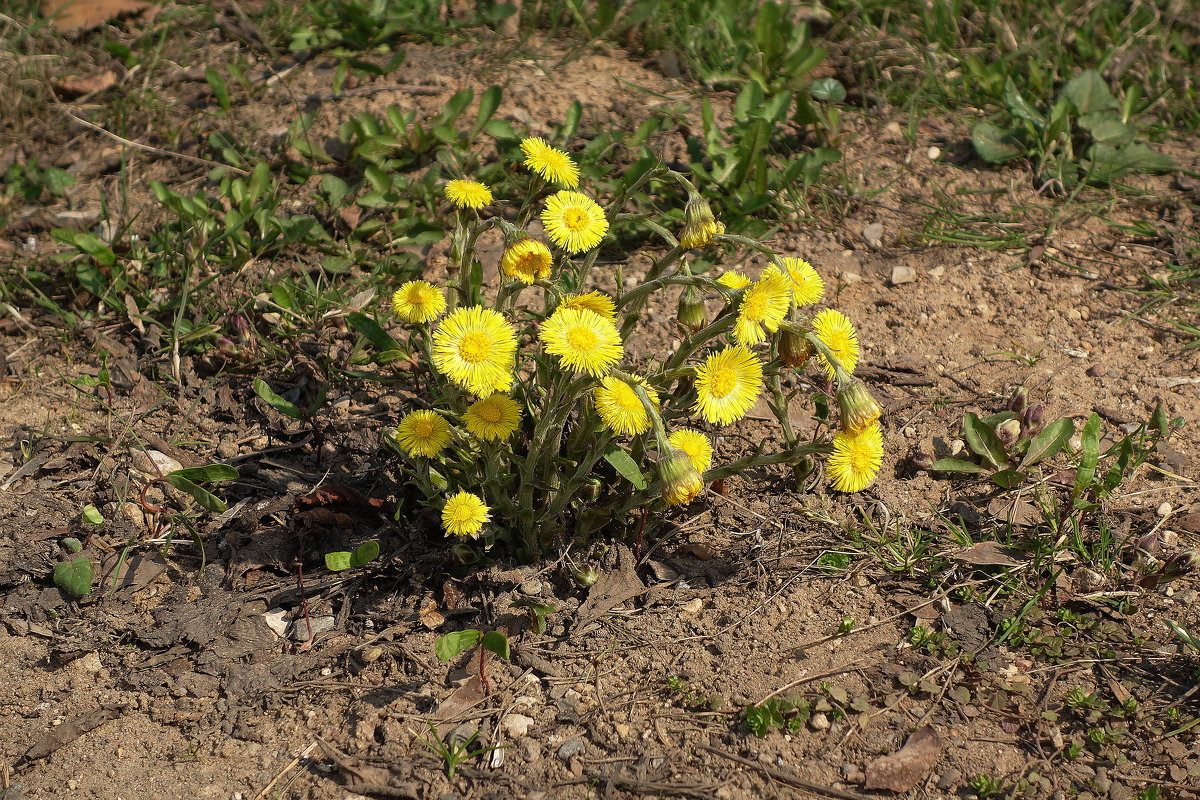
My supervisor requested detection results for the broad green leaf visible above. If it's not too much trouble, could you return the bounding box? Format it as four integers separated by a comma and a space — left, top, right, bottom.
1150, 403, 1170, 438
963, 412, 1010, 470
253, 377, 303, 419
352, 540, 380, 567
170, 464, 239, 483
325, 551, 353, 571
471, 85, 502, 138
164, 473, 228, 513
54, 557, 94, 598
435, 629, 482, 661
1020, 418, 1074, 469
1086, 142, 1176, 182
1072, 412, 1101, 501
81, 505, 104, 526
51, 229, 116, 267
809, 77, 846, 103
1002, 78, 1044, 125
481, 630, 510, 660
1077, 112, 1133, 146
604, 445, 646, 489
971, 121, 1025, 164
1063, 69, 1117, 115
346, 311, 401, 353
990, 469, 1026, 489
320, 174, 351, 208
931, 458, 989, 475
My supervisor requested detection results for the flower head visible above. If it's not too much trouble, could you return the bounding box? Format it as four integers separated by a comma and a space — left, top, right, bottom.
540, 307, 623, 376
541, 190, 608, 254
392, 280, 447, 324
828, 422, 883, 492
779, 257, 824, 306
500, 238, 553, 284
659, 449, 703, 505
716, 270, 752, 290
812, 308, 860, 380
734, 266, 792, 345
560, 290, 616, 322
677, 284, 708, 333
837, 379, 882, 433
594, 376, 659, 436
678, 195, 725, 249
463, 394, 522, 441
431, 306, 518, 396
693, 346, 764, 425
520, 137, 579, 188
442, 491, 490, 538
444, 179, 493, 210
667, 429, 713, 473
395, 410, 451, 457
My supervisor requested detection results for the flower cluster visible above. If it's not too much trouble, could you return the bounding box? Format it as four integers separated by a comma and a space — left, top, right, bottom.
382, 137, 884, 554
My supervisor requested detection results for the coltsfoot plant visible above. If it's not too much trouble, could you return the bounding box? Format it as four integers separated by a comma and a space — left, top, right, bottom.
382, 135, 883, 558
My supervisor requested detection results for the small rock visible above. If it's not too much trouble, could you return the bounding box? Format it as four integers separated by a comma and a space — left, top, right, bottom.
681, 598, 704, 615
1157, 502, 1172, 517
809, 712, 830, 731
1074, 568, 1106, 594
131, 449, 183, 478
216, 442, 239, 460
928, 265, 945, 279
290, 615, 335, 641
121, 502, 145, 527
72, 652, 104, 674
518, 580, 543, 596
890, 266, 917, 285
501, 713, 535, 738
263, 608, 290, 638
861, 223, 885, 250
881, 122, 904, 143
1086, 365, 1106, 378
557, 738, 585, 760
656, 50, 682, 78
615, 723, 631, 740
926, 146, 941, 160
840, 271, 862, 284
937, 769, 962, 790
841, 763, 863, 783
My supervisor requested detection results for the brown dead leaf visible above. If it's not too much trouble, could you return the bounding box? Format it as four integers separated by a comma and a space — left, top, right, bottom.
952, 541, 1027, 567
986, 497, 1041, 527
433, 675, 485, 736
53, 69, 118, 99
22, 705, 124, 762
441, 580, 469, 612
417, 597, 445, 630
41, 0, 154, 33
864, 725, 941, 792
297, 482, 385, 511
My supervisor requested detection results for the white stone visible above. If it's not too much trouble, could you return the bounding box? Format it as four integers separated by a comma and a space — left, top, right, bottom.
502, 713, 536, 738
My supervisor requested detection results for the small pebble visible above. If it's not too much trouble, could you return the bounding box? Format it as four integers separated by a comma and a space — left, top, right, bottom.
557, 738, 585, 760
809, 712, 830, 731
501, 713, 535, 738
840, 271, 862, 284
861, 223, 885, 250
926, 146, 941, 160
1157, 502, 1173, 517
890, 266, 917, 285
1086, 364, 1106, 377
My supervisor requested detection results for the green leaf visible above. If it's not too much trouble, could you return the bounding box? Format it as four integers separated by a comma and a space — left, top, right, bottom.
963, 412, 1010, 470
325, 551, 353, 571
481, 630, 510, 660
170, 464, 239, 483
471, 85, 502, 138
164, 473, 228, 513
320, 174, 351, 208
81, 504, 104, 526
347, 311, 402, 353
931, 458, 989, 475
1100, 437, 1134, 494
809, 77, 846, 103
1085, 142, 1176, 182
972, 121, 1025, 164
604, 445, 646, 489
1002, 77, 1044, 125
1072, 412, 1101, 501
513, 600, 555, 634
561, 100, 582, 141
1077, 112, 1133, 146
1020, 418, 1075, 469
1063, 69, 1117, 115
54, 557, 94, 598
50, 229, 117, 267
990, 469, 1026, 489
253, 377, 303, 419
205, 67, 230, 111
352, 540, 380, 567
435, 629, 482, 661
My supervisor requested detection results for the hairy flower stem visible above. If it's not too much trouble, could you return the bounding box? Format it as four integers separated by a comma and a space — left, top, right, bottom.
619, 245, 685, 338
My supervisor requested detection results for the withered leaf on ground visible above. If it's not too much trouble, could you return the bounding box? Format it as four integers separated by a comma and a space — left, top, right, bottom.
417, 597, 445, 630
41, 0, 153, 33
22, 705, 124, 762
297, 483, 386, 511
53, 69, 118, 99
864, 725, 941, 792
952, 540, 1027, 567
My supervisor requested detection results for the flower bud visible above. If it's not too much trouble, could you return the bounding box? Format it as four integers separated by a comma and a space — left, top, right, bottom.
660, 449, 703, 505
676, 284, 708, 333
909, 450, 935, 471
792, 455, 815, 487
574, 567, 600, 587
837, 379, 882, 434
1022, 404, 1045, 435
1162, 550, 1200, 581
779, 328, 814, 368
1007, 386, 1028, 413
678, 194, 725, 250
230, 312, 251, 341
996, 418, 1021, 446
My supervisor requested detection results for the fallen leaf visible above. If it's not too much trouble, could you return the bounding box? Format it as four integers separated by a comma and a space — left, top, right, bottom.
952, 541, 1027, 567
986, 497, 1041, 527
297, 482, 385, 511
417, 597, 445, 630
433, 675, 485, 736
22, 705, 124, 762
41, 0, 153, 33
53, 69, 118, 99
864, 725, 941, 792
574, 544, 644, 632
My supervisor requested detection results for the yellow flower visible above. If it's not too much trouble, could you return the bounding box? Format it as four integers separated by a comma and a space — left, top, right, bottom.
837, 379, 882, 434
462, 394, 522, 441
594, 376, 659, 436
500, 238, 553, 284
444, 179, 493, 210
693, 346, 764, 425
667, 429, 713, 473
442, 491, 490, 538
734, 266, 792, 346
716, 270, 751, 290
812, 308, 860, 380
828, 422, 883, 492
392, 280, 447, 324
431, 306, 518, 396
560, 290, 616, 322
779, 257, 824, 306
659, 449, 703, 505
395, 410, 451, 458
541, 190, 608, 254
540, 307, 623, 376
520, 137, 580, 188
678, 195, 725, 249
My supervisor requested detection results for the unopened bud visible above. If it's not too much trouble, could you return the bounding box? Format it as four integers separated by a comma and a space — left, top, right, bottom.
230, 312, 251, 341
1162, 550, 1200, 581
574, 567, 599, 587
1022, 404, 1045, 435
1136, 531, 1161, 556
779, 328, 814, 368
660, 449, 703, 505
837, 379, 882, 434
792, 455, 815, 487
909, 451, 935, 471
1007, 386, 1029, 413
678, 194, 725, 250
996, 418, 1021, 446
677, 284, 708, 333
579, 478, 601, 502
